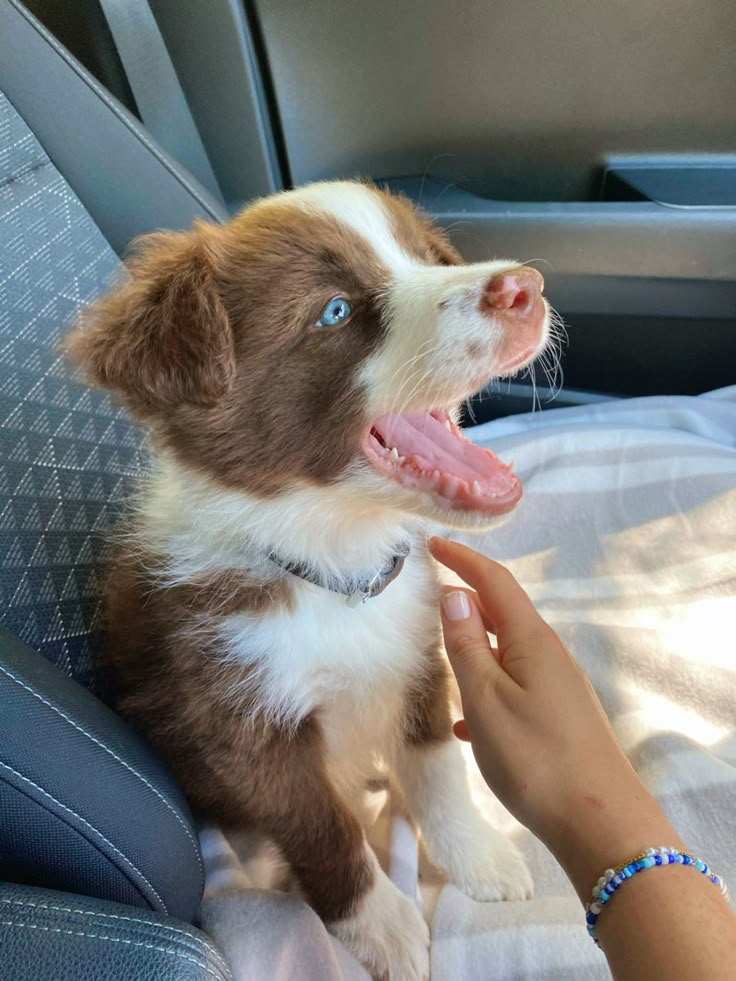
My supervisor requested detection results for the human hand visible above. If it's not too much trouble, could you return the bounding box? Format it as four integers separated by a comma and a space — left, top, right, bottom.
430, 537, 681, 898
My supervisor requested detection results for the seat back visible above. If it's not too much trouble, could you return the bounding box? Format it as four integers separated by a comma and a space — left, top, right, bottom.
0, 88, 146, 685
0, 0, 224, 685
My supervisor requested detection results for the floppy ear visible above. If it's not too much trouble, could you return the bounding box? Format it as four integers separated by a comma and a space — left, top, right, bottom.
64, 227, 235, 412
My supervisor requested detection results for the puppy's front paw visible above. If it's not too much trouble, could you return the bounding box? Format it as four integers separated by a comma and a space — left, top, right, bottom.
453, 829, 533, 902
431, 821, 534, 903
329, 865, 429, 980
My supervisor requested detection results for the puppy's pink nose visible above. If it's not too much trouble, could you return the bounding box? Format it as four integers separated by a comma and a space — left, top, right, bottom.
480, 266, 545, 318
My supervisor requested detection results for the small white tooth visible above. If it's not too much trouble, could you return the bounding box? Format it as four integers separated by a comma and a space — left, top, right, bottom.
472, 480, 482, 495
397, 455, 405, 463
390, 447, 400, 460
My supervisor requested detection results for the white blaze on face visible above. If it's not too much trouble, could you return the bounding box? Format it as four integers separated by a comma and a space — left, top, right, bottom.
294, 180, 416, 272
292, 180, 530, 418
363, 257, 526, 417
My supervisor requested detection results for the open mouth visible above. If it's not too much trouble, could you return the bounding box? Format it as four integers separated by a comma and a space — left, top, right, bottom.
362, 410, 522, 515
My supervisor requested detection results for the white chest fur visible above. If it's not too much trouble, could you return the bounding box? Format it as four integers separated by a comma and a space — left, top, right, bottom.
217, 549, 440, 789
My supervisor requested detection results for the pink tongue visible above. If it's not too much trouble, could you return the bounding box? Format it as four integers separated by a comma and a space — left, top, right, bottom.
373, 412, 514, 487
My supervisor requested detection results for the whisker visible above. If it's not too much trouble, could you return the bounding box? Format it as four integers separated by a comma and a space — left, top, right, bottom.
381, 339, 443, 417
392, 360, 445, 421
517, 257, 554, 271
383, 338, 437, 393
417, 154, 455, 207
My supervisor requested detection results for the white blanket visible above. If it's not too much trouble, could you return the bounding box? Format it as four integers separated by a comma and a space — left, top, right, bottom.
201, 388, 736, 980
430, 387, 736, 980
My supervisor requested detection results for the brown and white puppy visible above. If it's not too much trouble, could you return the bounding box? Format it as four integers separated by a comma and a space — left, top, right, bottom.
66, 181, 553, 980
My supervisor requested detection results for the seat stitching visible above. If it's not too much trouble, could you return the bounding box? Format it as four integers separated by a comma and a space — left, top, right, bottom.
0, 158, 51, 189
0, 663, 203, 876
0, 919, 230, 981
0, 759, 166, 913
0, 898, 229, 973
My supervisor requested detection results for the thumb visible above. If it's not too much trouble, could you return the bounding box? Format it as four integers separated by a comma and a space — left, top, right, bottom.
440, 589, 504, 697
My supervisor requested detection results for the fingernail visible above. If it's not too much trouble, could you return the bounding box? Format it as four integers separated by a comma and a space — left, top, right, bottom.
430, 535, 452, 550
442, 590, 471, 621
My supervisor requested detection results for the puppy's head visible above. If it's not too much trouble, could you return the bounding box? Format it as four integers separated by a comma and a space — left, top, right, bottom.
65, 181, 553, 530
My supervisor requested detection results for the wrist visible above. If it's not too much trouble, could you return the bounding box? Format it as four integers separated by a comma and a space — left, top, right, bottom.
542, 779, 683, 902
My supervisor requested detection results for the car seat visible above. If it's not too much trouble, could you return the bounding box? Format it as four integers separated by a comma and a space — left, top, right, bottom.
0, 1, 230, 977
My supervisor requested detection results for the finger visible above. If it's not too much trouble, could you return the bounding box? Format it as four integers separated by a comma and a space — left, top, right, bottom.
441, 586, 502, 664
431, 537, 550, 647
441, 585, 497, 635
453, 719, 471, 741
440, 589, 508, 698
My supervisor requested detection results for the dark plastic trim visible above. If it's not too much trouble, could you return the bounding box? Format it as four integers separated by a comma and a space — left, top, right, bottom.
603, 155, 736, 208
386, 177, 736, 319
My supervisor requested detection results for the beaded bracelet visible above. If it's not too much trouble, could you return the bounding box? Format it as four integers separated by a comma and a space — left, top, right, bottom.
585, 846, 731, 945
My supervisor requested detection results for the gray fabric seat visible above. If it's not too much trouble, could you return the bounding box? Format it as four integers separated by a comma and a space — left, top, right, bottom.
0, 88, 144, 684
0, 0, 225, 682
0, 2, 232, 977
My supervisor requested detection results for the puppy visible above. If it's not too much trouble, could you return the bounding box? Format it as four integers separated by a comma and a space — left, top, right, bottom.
65, 181, 551, 979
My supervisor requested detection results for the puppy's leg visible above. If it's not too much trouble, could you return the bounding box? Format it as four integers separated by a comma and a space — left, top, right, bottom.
251, 721, 429, 980
395, 653, 533, 902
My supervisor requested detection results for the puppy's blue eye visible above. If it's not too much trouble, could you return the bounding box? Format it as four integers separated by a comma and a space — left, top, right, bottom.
316, 296, 353, 328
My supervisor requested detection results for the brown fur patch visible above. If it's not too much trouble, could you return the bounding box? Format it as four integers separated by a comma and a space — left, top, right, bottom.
64, 231, 235, 410
171, 568, 293, 617
403, 644, 454, 746
377, 188, 463, 267
100, 551, 373, 921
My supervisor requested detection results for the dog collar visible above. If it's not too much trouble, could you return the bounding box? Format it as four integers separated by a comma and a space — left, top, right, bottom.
269, 543, 411, 606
